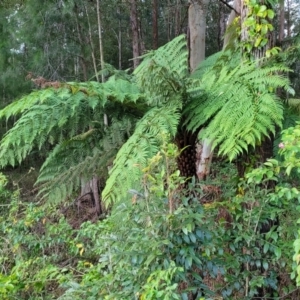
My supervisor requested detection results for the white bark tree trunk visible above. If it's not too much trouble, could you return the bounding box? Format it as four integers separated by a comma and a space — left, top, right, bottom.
188, 0, 212, 180
196, 134, 213, 180
188, 0, 209, 72
96, 0, 105, 83
78, 0, 105, 217
130, 0, 140, 68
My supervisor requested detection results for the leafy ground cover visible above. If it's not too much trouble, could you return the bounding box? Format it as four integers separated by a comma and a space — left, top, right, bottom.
1, 139, 300, 299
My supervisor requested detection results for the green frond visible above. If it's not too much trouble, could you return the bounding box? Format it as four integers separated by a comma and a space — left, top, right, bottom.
184, 60, 290, 160
134, 35, 188, 105
0, 94, 87, 167
135, 34, 188, 78
284, 98, 300, 113
0, 78, 144, 168
102, 103, 181, 204
191, 50, 240, 79
0, 88, 58, 120
36, 116, 135, 203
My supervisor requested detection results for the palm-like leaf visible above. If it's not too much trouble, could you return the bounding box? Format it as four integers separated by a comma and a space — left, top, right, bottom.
0, 34, 294, 206
185, 62, 292, 160
102, 103, 181, 204
0, 77, 146, 203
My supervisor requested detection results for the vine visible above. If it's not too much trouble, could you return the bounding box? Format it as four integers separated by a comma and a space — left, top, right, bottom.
242, 0, 280, 57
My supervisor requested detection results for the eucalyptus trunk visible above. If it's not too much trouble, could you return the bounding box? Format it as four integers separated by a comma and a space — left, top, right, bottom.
279, 0, 285, 44
130, 0, 140, 68
177, 0, 210, 180
189, 0, 212, 180
78, 0, 105, 216
188, 0, 208, 72
152, 0, 158, 49
97, 0, 105, 83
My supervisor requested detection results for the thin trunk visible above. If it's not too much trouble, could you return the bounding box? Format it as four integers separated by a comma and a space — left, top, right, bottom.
129, 0, 140, 68
84, 3, 99, 82
96, 0, 105, 83
118, 6, 122, 69
96, 0, 107, 126
175, 0, 180, 36
287, 0, 291, 37
74, 4, 88, 81
167, 0, 171, 41
279, 0, 285, 44
188, 0, 212, 180
138, 17, 146, 54
96, 1, 107, 215
92, 176, 101, 215
152, 0, 158, 49
74, 56, 79, 80
79, 0, 105, 217
218, 0, 226, 50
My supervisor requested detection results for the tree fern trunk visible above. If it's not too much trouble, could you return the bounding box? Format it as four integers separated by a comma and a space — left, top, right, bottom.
175, 130, 197, 178
81, 177, 102, 216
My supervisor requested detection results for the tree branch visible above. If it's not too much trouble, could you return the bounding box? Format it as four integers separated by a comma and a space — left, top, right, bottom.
218, 0, 239, 15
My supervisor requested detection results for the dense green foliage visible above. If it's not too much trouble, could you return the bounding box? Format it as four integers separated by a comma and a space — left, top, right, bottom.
1, 0, 300, 299
0, 35, 294, 204
1, 142, 300, 299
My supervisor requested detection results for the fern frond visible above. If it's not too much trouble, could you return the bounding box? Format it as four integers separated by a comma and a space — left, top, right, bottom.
102, 103, 181, 204
36, 116, 135, 203
134, 35, 188, 105
0, 88, 59, 119
285, 98, 300, 113
184, 61, 291, 160
191, 50, 240, 79
0, 93, 88, 167
0, 78, 144, 168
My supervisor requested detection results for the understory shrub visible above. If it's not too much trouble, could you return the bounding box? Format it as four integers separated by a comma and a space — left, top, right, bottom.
1, 142, 300, 299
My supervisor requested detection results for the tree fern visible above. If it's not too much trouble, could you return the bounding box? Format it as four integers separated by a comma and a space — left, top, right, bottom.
0, 36, 187, 205
102, 35, 189, 203
0, 34, 293, 207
